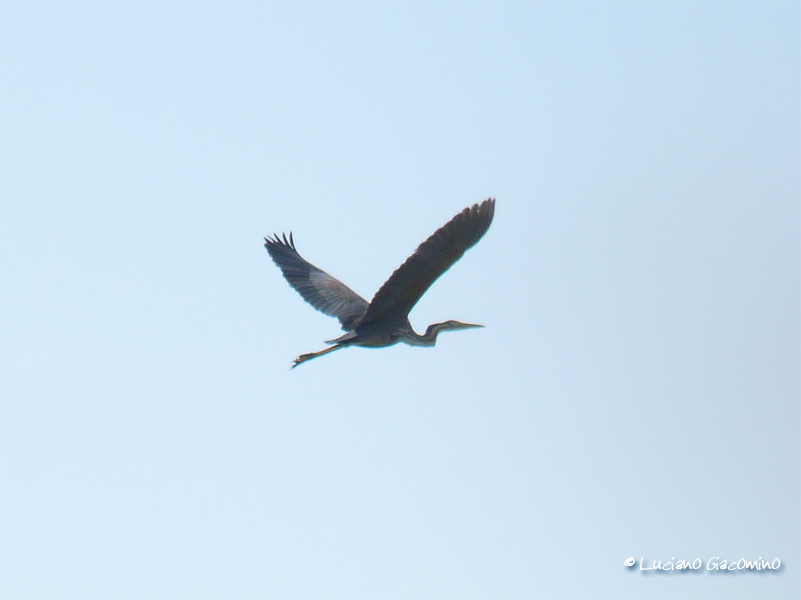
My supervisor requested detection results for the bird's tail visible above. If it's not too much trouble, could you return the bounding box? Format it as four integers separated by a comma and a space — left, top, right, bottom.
324, 331, 357, 345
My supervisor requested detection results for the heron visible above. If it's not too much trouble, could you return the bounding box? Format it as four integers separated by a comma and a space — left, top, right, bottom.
264, 198, 495, 368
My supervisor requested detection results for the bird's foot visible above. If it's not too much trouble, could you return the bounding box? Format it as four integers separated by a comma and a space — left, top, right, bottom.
291, 353, 314, 369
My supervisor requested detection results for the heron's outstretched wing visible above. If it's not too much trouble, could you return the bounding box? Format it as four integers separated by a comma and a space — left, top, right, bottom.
264, 233, 369, 330
360, 198, 495, 326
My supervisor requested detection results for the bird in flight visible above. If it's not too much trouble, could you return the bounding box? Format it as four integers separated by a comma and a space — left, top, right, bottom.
265, 198, 495, 368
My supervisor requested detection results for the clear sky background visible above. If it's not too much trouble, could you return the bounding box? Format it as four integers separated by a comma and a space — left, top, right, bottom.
1, 2, 798, 599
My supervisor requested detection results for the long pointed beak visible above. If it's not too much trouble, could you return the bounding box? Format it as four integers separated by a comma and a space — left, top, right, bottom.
458, 322, 484, 330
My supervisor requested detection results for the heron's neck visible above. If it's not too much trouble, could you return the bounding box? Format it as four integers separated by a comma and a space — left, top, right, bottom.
398, 322, 449, 347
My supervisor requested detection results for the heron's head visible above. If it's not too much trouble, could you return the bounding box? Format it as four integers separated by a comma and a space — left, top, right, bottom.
440, 320, 484, 331
425, 320, 484, 338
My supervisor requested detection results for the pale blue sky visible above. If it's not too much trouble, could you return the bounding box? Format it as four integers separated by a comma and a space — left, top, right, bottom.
1, 2, 799, 599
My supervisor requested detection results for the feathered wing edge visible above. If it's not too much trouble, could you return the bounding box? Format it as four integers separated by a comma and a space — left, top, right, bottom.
264, 233, 369, 330
359, 198, 495, 326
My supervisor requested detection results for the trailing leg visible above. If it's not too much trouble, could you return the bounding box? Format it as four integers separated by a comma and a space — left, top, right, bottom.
292, 344, 346, 369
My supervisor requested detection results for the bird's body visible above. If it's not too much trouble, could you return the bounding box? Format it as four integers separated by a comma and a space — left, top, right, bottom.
265, 198, 495, 368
